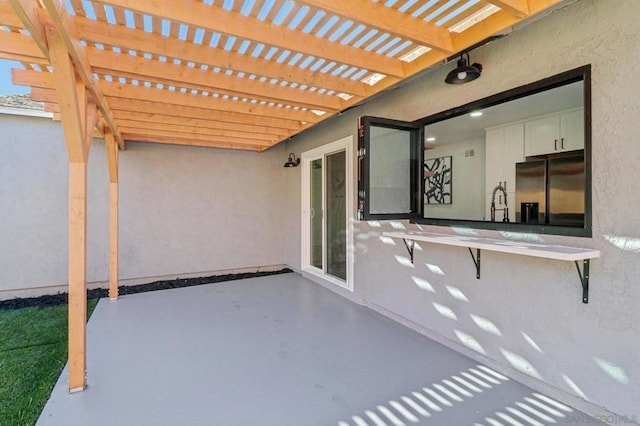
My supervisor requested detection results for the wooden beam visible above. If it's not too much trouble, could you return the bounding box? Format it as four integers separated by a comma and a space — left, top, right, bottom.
123, 134, 268, 152
108, 99, 304, 131
8, 0, 49, 60
119, 127, 274, 147
87, 48, 349, 111
0, 30, 48, 64
299, 0, 454, 53
47, 24, 88, 162
18, 69, 322, 124
84, 99, 98, 157
484, 0, 530, 17
112, 111, 291, 138
40, 0, 125, 149
29, 87, 304, 132
103, 83, 322, 124
105, 132, 118, 300
68, 161, 88, 393
115, 119, 280, 142
0, 1, 26, 29
91, 0, 406, 78
75, 17, 371, 97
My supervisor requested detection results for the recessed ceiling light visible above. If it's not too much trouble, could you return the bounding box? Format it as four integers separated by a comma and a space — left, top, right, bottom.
426, 136, 436, 142
470, 111, 483, 117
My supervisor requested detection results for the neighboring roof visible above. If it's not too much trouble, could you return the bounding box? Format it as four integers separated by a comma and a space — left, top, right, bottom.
0, 0, 567, 152
0, 93, 52, 118
0, 93, 44, 110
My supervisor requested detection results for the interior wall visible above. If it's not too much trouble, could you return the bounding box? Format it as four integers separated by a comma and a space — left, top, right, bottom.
0, 116, 287, 297
424, 138, 485, 220
284, 0, 640, 418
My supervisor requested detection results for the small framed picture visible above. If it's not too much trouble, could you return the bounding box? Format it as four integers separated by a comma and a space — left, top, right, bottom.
424, 156, 452, 204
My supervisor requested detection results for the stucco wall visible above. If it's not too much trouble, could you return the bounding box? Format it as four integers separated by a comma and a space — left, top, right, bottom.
284, 0, 640, 418
0, 114, 287, 296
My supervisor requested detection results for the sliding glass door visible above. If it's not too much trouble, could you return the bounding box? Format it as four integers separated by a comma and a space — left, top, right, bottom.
301, 137, 353, 290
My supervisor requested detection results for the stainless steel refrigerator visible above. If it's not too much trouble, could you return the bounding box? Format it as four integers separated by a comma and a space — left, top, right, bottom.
515, 154, 585, 227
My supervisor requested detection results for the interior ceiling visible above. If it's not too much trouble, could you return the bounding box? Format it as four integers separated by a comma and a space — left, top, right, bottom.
0, 0, 565, 152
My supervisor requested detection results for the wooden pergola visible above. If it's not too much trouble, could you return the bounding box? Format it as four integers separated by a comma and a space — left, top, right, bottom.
0, 0, 563, 393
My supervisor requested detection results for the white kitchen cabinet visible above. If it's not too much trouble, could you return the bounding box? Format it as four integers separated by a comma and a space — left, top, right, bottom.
484, 123, 523, 222
524, 108, 584, 156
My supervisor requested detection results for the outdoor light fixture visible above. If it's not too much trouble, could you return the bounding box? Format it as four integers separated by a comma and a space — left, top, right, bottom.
445, 51, 483, 84
284, 153, 300, 167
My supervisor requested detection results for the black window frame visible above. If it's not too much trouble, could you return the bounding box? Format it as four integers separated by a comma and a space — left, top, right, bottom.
357, 116, 423, 221
357, 65, 592, 238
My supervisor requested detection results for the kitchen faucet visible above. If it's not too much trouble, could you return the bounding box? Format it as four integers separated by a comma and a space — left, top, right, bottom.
491, 182, 510, 222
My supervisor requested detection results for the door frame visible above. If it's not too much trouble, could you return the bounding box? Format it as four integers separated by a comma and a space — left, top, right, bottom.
300, 136, 354, 291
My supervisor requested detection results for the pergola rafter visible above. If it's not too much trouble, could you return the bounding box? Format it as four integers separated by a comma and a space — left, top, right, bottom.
0, 0, 567, 393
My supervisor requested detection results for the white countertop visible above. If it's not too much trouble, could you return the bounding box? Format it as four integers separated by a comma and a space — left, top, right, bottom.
383, 230, 600, 261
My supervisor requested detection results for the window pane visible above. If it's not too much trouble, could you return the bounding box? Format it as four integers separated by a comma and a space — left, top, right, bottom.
310, 159, 323, 269
369, 126, 412, 214
326, 151, 346, 281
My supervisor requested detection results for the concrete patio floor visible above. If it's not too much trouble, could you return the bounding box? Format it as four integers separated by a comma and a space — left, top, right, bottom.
37, 273, 603, 425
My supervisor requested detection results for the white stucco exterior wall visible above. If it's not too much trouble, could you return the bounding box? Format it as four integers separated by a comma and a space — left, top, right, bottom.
284, 0, 640, 419
0, 114, 288, 296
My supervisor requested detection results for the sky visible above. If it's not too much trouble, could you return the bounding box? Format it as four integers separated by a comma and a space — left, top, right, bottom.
0, 60, 28, 95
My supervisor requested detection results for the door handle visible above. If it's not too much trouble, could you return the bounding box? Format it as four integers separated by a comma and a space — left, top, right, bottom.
554, 139, 558, 150
561, 137, 565, 149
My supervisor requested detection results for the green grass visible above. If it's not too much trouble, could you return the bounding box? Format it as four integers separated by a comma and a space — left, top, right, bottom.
0, 300, 98, 426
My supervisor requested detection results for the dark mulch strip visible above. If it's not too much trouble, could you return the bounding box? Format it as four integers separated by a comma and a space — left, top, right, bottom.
0, 268, 293, 311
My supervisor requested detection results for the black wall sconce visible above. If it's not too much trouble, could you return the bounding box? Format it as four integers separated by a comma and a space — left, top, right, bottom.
445, 51, 483, 84
284, 153, 300, 167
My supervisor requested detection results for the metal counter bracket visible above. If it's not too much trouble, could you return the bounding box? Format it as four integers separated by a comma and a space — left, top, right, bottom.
575, 259, 590, 304
469, 248, 481, 279
402, 238, 415, 263
394, 234, 595, 304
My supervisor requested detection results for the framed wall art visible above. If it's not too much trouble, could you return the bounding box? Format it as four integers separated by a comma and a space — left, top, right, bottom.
424, 156, 452, 204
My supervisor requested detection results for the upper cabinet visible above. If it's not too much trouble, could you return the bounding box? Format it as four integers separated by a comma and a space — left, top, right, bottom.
485, 123, 524, 194
524, 108, 584, 156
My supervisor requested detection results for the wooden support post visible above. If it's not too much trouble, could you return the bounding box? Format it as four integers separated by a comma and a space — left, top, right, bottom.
47, 22, 95, 393
68, 161, 87, 393
106, 132, 119, 300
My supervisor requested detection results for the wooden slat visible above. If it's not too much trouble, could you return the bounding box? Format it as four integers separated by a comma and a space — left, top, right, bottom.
299, 0, 454, 53
91, 0, 406, 78
68, 0, 85, 17
484, 0, 530, 17
40, 0, 125, 149
74, 17, 371, 97
0, 28, 48, 64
